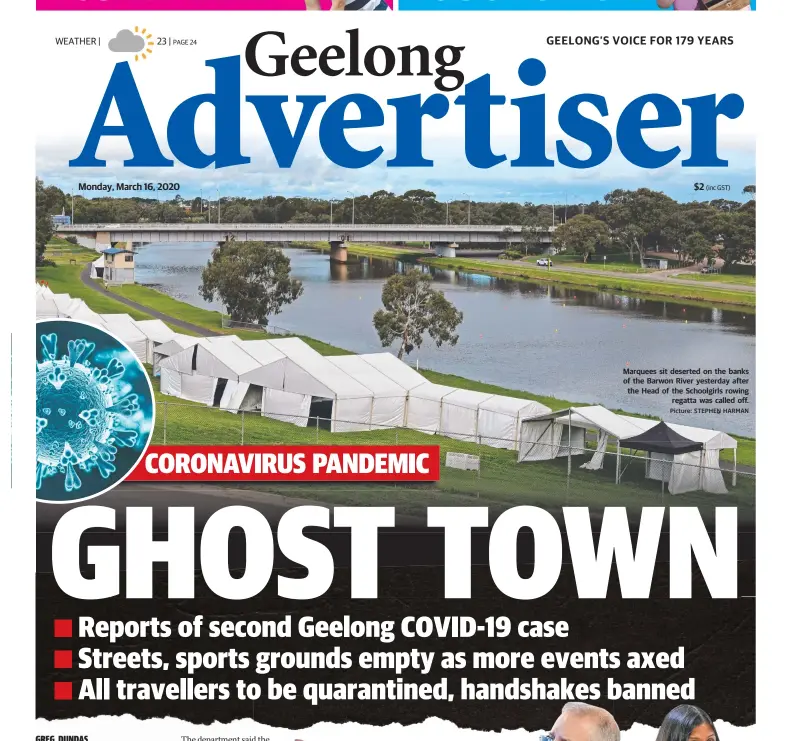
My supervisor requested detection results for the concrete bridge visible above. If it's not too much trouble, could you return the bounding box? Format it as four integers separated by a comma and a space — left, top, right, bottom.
59, 222, 554, 263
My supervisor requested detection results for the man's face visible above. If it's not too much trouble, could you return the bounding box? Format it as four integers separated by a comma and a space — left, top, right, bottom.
549, 712, 599, 741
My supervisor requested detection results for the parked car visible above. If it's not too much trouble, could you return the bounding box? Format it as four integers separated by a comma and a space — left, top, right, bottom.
536, 258, 553, 267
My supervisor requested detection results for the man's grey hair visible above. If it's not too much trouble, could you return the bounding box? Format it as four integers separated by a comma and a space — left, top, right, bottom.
561, 702, 620, 741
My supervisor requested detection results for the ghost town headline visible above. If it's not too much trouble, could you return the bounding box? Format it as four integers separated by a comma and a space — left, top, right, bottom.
52, 505, 737, 601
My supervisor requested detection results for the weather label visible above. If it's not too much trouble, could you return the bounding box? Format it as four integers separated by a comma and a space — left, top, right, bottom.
54, 28, 198, 54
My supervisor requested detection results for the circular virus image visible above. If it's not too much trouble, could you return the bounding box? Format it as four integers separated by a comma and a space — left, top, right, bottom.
36, 319, 154, 503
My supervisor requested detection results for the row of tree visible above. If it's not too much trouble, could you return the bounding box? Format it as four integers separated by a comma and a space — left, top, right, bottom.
37, 179, 756, 268
550, 188, 756, 267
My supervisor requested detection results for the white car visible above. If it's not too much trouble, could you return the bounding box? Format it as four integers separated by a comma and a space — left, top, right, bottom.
536, 258, 553, 267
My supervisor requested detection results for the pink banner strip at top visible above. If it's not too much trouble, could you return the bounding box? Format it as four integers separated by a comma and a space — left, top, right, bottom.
38, 0, 325, 9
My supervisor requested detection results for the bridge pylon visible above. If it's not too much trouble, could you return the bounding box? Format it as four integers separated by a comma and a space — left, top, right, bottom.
329, 239, 348, 264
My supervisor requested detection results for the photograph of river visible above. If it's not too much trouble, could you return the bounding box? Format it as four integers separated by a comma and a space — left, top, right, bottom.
136, 242, 755, 437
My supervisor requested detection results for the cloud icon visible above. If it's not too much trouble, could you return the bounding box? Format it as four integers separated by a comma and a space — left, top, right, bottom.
109, 29, 145, 53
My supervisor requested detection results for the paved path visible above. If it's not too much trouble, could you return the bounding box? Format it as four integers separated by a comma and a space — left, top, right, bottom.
80, 264, 219, 337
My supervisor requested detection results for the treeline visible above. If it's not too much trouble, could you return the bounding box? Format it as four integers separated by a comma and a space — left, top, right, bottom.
37, 180, 756, 267
551, 188, 756, 268
39, 185, 583, 226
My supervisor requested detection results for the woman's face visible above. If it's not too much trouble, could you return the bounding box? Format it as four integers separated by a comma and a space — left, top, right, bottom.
689, 723, 717, 741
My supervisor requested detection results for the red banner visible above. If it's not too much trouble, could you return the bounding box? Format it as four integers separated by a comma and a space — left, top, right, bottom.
128, 445, 440, 482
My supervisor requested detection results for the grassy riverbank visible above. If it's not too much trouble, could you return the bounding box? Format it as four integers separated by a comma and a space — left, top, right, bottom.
550, 255, 652, 273
36, 249, 756, 467
293, 241, 755, 307
423, 257, 756, 309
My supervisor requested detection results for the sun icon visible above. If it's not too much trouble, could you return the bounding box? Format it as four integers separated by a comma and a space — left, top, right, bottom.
134, 27, 155, 62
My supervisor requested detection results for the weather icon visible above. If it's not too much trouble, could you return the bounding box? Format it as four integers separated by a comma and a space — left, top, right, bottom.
108, 26, 154, 61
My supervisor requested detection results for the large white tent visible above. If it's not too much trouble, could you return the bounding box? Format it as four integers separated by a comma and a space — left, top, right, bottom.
134, 319, 177, 363
439, 389, 496, 442
477, 395, 552, 450
328, 355, 408, 428
68, 303, 105, 326
36, 291, 83, 318
53, 294, 85, 316
357, 353, 427, 391
35, 287, 108, 327
159, 336, 263, 407
405, 382, 456, 433
232, 340, 309, 424
262, 338, 374, 433
98, 314, 148, 362
152, 333, 202, 375
36, 293, 62, 318
158, 336, 375, 433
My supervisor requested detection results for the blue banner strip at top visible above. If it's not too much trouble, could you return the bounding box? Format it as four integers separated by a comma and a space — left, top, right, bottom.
398, 0, 756, 10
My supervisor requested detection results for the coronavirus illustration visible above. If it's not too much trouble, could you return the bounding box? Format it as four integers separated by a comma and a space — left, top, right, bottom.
36, 327, 149, 497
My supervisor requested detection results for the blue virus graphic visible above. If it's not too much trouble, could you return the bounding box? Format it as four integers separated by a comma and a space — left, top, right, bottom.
36, 331, 142, 495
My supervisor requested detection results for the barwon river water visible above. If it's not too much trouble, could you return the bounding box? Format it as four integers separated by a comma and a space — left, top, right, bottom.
135, 242, 755, 436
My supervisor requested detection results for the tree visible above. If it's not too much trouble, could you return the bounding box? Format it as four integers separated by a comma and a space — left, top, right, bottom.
36, 178, 55, 266
716, 203, 755, 268
553, 215, 611, 263
684, 232, 715, 265
659, 204, 719, 263
373, 270, 463, 360
742, 184, 756, 200
520, 211, 554, 255
603, 188, 675, 264
499, 227, 518, 248
199, 240, 303, 325
402, 189, 438, 225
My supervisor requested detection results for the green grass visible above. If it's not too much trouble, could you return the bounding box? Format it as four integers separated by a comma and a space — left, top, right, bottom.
421, 257, 756, 309
670, 272, 756, 286
37, 262, 153, 320
548, 256, 653, 274
43, 239, 99, 265
152, 380, 755, 523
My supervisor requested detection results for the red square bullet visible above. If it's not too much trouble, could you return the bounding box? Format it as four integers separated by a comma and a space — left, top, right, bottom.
54, 650, 72, 669
54, 682, 73, 701
53, 619, 72, 638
